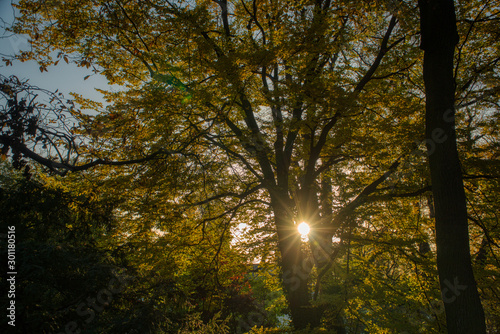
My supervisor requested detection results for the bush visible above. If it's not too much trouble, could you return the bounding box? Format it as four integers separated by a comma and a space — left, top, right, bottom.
245, 326, 330, 334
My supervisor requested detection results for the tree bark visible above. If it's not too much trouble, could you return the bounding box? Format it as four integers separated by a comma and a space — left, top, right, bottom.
271, 193, 320, 329
418, 0, 486, 332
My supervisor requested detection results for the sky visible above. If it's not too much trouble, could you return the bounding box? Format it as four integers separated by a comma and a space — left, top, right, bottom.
0, 0, 112, 106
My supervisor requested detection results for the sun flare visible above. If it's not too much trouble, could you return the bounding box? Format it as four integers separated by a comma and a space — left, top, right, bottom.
297, 222, 310, 236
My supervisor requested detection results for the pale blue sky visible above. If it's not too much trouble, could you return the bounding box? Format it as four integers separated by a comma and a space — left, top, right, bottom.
0, 0, 112, 106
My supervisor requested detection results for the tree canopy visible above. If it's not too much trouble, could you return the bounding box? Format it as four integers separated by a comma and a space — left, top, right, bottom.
1, 0, 500, 332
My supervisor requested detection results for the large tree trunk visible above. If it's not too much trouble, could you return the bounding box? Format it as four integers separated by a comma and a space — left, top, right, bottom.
271, 194, 320, 329
418, 0, 486, 332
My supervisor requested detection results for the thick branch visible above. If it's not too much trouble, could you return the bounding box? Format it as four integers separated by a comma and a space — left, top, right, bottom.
354, 15, 398, 92
331, 158, 401, 228
215, 0, 231, 36
9, 139, 176, 176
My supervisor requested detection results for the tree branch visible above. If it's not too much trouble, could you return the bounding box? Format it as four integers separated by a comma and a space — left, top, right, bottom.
331, 158, 402, 228
354, 15, 398, 92
9, 139, 177, 176
187, 183, 264, 207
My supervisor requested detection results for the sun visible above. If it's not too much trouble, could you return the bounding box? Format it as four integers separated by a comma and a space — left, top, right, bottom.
297, 222, 310, 236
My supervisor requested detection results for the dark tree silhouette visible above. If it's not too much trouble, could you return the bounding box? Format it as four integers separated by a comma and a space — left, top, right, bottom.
419, 0, 486, 332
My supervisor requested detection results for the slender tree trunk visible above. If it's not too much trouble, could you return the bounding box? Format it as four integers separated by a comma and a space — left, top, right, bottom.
418, 1, 486, 332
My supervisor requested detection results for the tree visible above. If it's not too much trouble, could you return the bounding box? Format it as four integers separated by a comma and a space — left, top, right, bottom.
0, 161, 250, 333
419, 0, 486, 332
0, 164, 129, 333
4, 0, 500, 331
6, 1, 424, 329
